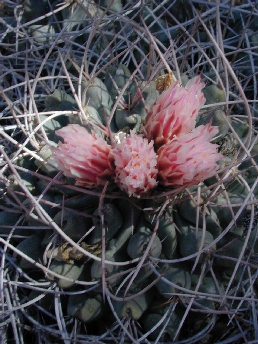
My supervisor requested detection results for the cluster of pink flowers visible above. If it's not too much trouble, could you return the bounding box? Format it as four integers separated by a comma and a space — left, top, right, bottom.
52, 76, 223, 197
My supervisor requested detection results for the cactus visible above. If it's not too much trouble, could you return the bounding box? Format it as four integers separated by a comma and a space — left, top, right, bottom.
1, 0, 258, 342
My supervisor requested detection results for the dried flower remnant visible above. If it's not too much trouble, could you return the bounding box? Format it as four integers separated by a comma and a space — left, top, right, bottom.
155, 72, 176, 92
157, 124, 223, 187
145, 76, 206, 148
52, 124, 114, 187
110, 131, 158, 197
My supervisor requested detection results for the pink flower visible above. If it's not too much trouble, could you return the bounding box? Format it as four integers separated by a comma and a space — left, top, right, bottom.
157, 124, 223, 187
110, 131, 158, 197
52, 124, 114, 187
145, 76, 205, 148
